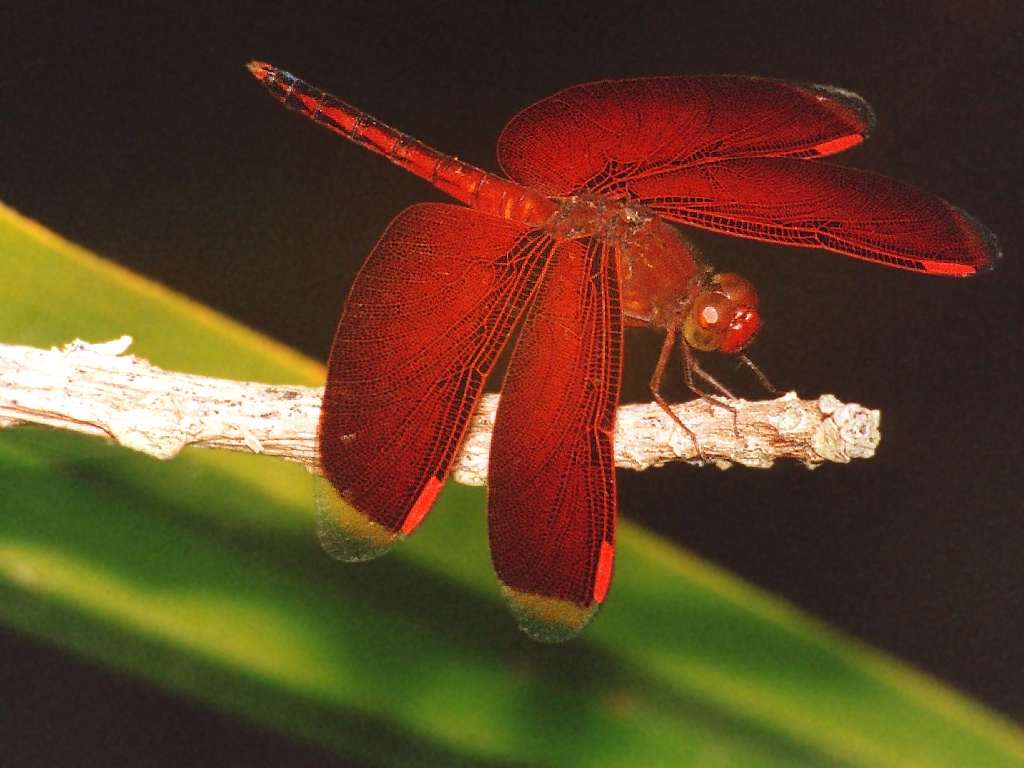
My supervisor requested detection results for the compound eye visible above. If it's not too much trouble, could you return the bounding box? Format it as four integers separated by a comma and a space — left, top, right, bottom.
719, 305, 761, 353
682, 273, 761, 353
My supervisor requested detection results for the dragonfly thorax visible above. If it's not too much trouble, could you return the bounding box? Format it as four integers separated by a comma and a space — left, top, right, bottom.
544, 193, 656, 242
542, 195, 760, 353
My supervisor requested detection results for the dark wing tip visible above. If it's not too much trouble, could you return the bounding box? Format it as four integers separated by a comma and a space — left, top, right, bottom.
501, 586, 600, 643
954, 205, 1002, 275
313, 476, 403, 562
795, 81, 878, 140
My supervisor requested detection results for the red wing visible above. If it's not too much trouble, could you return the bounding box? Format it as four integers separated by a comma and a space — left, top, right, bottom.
630, 157, 999, 274
488, 238, 622, 642
497, 76, 873, 196
316, 203, 551, 561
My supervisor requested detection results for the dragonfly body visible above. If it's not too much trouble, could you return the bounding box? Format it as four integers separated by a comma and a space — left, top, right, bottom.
249, 63, 999, 641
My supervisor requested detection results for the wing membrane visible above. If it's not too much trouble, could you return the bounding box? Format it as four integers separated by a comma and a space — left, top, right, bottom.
631, 158, 999, 274
498, 76, 873, 196
317, 203, 551, 560
488, 238, 622, 641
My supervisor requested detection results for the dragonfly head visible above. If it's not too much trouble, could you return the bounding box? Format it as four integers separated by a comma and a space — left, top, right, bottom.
682, 272, 760, 354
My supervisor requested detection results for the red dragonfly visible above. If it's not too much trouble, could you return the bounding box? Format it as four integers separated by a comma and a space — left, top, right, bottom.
249, 62, 999, 641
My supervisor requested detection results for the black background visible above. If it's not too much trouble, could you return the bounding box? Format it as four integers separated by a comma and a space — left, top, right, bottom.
1, 2, 1021, 765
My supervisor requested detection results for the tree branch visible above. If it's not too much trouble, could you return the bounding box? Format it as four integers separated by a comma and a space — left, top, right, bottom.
0, 337, 880, 484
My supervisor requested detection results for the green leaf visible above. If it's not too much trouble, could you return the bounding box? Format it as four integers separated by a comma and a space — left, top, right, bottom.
1, 201, 1022, 767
